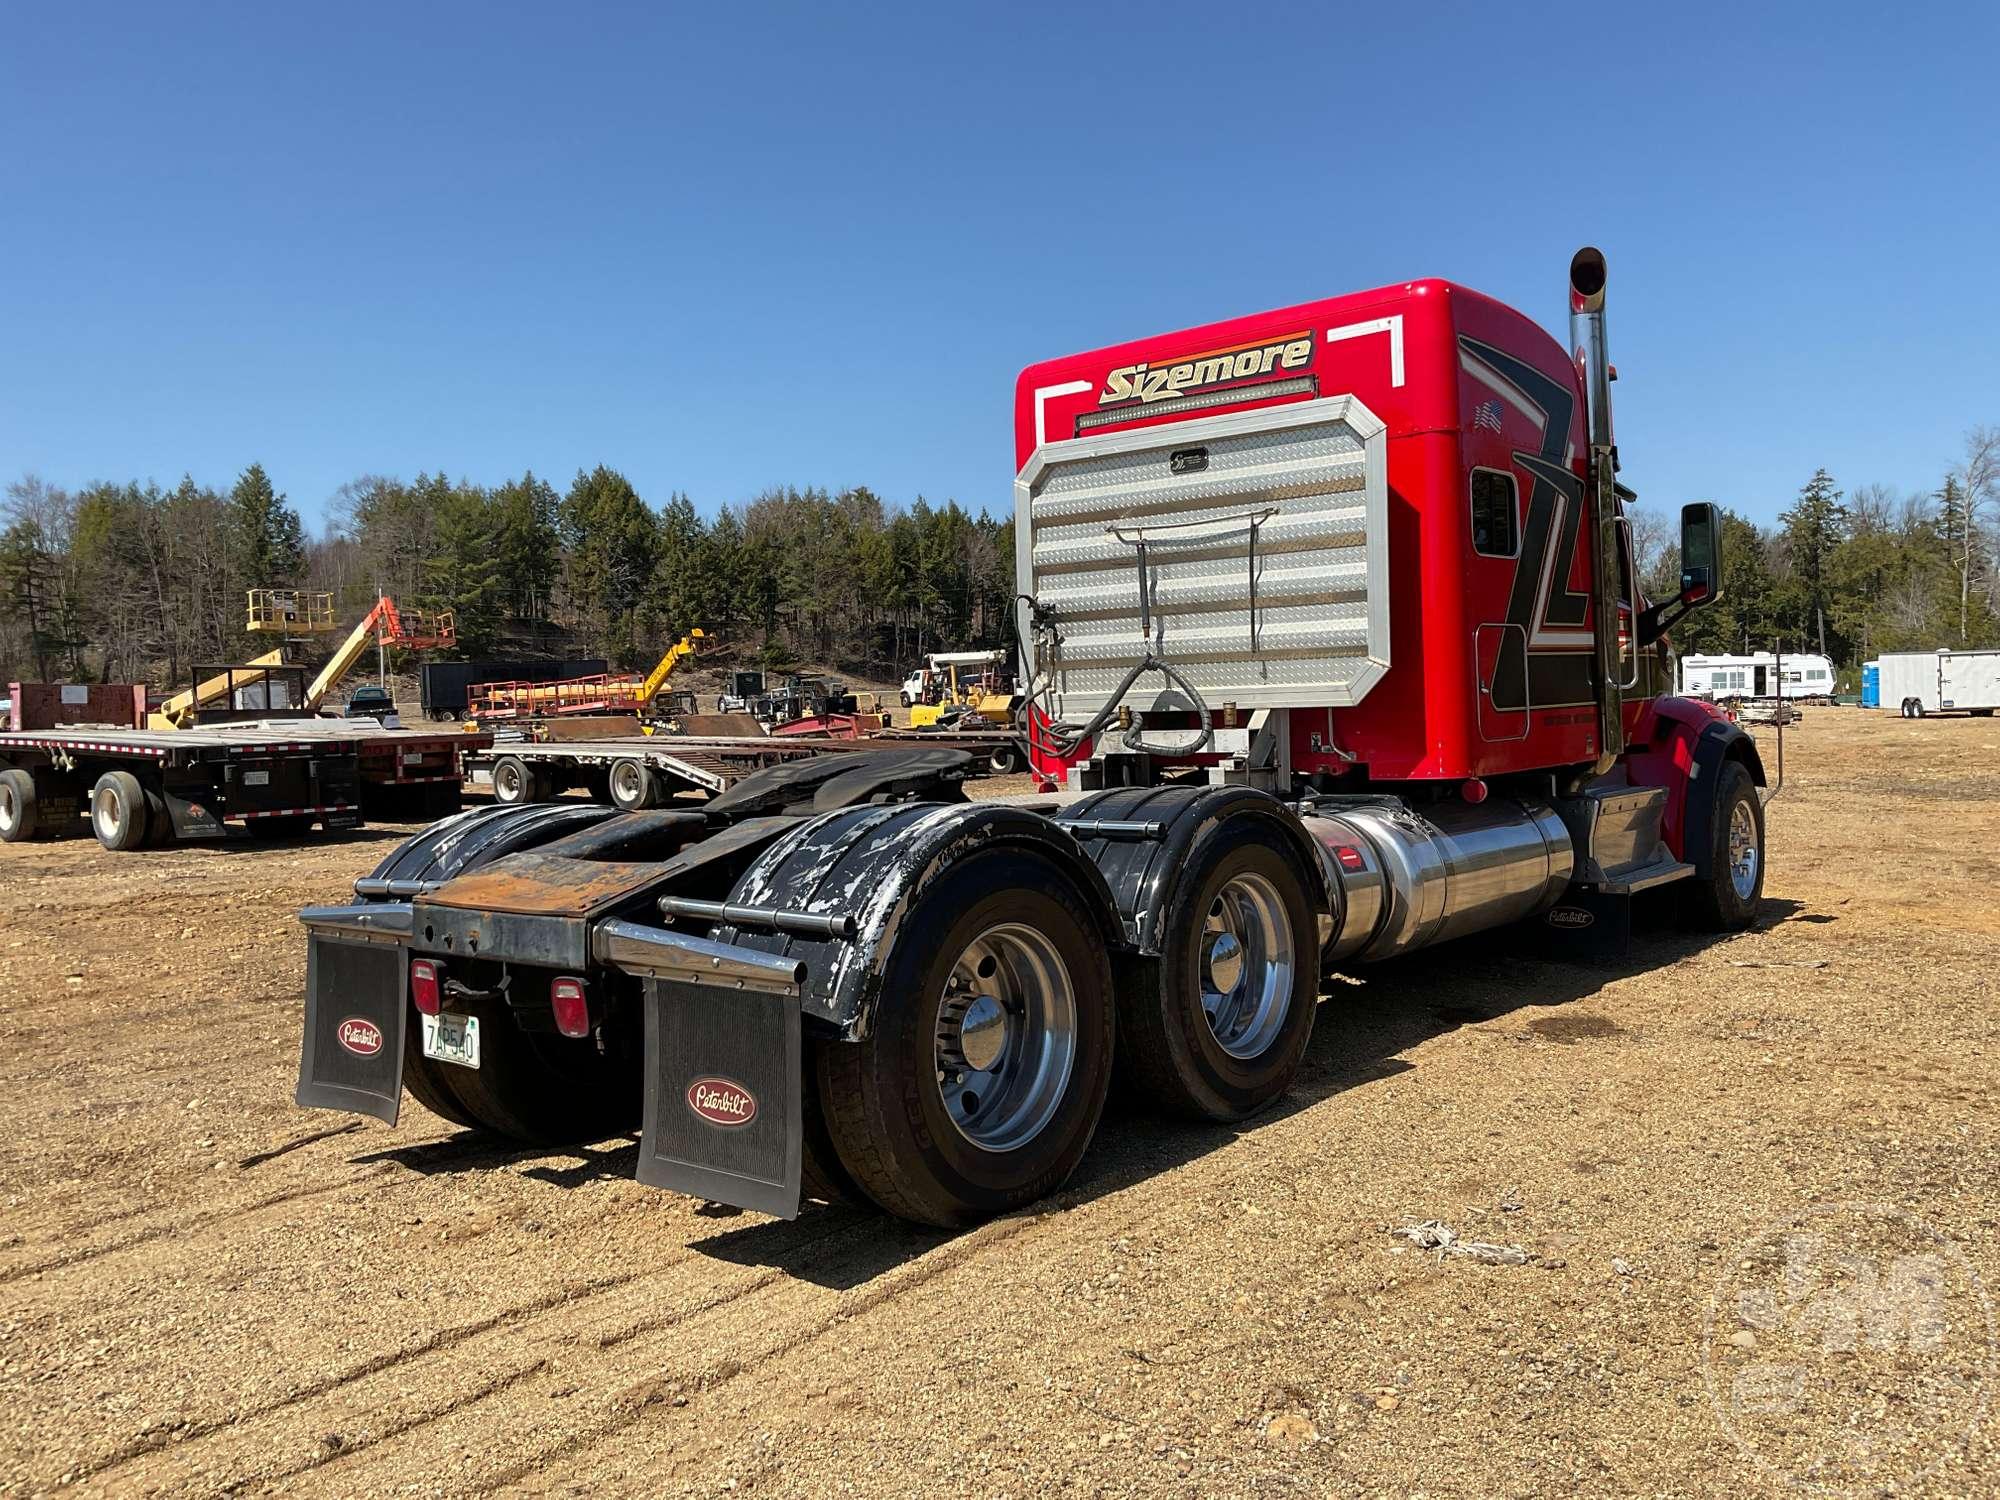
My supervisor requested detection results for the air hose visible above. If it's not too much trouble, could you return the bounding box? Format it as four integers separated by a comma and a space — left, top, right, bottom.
1017, 596, 1213, 761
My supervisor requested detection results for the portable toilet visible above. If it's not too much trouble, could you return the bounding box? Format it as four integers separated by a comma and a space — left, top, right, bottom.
1861, 660, 1880, 709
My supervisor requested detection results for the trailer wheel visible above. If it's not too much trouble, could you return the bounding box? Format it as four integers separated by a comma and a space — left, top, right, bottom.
1684, 760, 1765, 931
608, 758, 660, 811
90, 771, 151, 851
0, 769, 38, 841
429, 993, 642, 1145
988, 743, 1020, 775
490, 756, 538, 805
1124, 832, 1316, 1121
816, 849, 1114, 1227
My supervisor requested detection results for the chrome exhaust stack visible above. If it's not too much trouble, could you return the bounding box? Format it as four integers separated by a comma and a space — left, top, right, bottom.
1568, 247, 1613, 451
1570, 245, 1627, 770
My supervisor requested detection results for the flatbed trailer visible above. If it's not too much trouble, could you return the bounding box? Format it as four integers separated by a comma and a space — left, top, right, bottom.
0, 719, 491, 850
471, 730, 1019, 810
296, 249, 1771, 1230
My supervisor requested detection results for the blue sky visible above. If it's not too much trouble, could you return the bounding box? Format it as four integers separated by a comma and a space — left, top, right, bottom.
3, 2, 1994, 531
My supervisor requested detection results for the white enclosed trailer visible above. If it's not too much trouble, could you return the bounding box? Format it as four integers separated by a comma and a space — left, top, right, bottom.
1878, 648, 2000, 717
1677, 652, 1835, 703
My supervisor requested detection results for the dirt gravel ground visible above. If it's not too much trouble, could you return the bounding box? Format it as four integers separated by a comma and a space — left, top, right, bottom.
1, 708, 1996, 1498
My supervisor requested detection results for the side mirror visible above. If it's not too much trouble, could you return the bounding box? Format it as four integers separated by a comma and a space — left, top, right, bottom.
1637, 502, 1724, 648
1679, 501, 1723, 607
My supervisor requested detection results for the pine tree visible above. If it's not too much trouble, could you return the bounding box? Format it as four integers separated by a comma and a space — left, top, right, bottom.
420, 476, 504, 656
228, 462, 305, 592
557, 467, 658, 664
1778, 468, 1847, 658
491, 471, 560, 621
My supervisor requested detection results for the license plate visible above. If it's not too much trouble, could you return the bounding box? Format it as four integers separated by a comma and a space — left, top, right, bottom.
402, 751, 425, 766
422, 1012, 481, 1069
243, 770, 270, 786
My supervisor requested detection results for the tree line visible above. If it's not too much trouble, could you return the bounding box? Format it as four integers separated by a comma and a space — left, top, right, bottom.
1, 464, 1017, 687
4, 426, 1994, 694
1633, 427, 2000, 679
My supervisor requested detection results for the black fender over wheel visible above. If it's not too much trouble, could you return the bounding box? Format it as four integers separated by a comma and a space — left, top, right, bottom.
814, 847, 1115, 1226
1122, 817, 1318, 1121
1684, 760, 1765, 931
0, 768, 39, 842
90, 771, 150, 851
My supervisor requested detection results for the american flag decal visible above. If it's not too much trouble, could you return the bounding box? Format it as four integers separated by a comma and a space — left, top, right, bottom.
1473, 398, 1504, 433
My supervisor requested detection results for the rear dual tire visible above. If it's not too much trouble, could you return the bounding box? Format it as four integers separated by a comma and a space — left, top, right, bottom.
91, 771, 150, 851
608, 757, 665, 811
815, 850, 1115, 1228
490, 756, 547, 806
0, 769, 39, 842
421, 993, 641, 1145
1121, 831, 1317, 1122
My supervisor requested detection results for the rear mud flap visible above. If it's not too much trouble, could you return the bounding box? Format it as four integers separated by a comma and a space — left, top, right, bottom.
164, 787, 228, 840
640, 975, 802, 1219
295, 935, 406, 1125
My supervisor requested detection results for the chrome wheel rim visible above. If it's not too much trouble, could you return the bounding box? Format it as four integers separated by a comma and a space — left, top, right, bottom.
0, 783, 16, 833
611, 760, 645, 805
495, 762, 524, 801
934, 922, 1076, 1152
1727, 800, 1760, 900
1200, 872, 1295, 1060
93, 785, 122, 839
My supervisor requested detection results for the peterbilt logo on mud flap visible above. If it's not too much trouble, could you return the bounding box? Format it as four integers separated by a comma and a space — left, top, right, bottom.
686, 1078, 758, 1128
337, 1017, 385, 1056
1546, 906, 1595, 930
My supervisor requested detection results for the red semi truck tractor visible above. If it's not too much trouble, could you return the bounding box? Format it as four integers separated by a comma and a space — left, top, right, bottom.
297, 250, 1764, 1226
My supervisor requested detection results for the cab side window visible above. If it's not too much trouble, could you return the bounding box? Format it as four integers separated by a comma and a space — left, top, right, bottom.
1470, 468, 1518, 558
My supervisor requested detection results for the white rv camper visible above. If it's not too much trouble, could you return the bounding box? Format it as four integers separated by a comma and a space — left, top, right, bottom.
1877, 648, 2000, 717
1677, 652, 1836, 703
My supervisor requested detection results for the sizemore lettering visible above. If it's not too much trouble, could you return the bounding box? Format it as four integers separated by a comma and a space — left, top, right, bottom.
1099, 332, 1312, 406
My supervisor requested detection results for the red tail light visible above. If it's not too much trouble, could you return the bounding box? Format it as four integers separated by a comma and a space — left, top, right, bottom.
550, 976, 590, 1039
410, 958, 442, 1016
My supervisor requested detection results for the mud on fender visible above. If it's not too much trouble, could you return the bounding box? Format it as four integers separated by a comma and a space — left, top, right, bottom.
1054, 784, 1328, 954
709, 801, 1122, 1041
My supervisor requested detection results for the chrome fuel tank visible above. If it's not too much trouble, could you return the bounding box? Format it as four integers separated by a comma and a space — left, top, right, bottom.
1302, 798, 1573, 964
